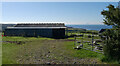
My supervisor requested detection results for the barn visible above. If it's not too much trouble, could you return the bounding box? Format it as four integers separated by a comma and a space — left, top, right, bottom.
4, 23, 66, 39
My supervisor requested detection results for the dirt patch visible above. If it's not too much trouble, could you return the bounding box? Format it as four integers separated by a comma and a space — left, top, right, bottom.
58, 39, 75, 41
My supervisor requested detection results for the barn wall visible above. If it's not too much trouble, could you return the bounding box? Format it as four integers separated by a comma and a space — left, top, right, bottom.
52, 28, 65, 38
4, 29, 25, 36
4, 29, 53, 38
4, 28, 65, 38
35, 29, 52, 37
24, 29, 35, 37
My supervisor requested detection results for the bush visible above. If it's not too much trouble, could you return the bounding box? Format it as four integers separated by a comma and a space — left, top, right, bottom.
102, 29, 120, 61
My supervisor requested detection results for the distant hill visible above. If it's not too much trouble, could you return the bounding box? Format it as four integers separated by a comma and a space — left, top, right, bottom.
0, 24, 16, 32
66, 27, 86, 32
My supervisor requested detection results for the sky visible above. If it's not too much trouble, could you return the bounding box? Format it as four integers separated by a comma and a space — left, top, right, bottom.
2, 2, 118, 25
1, 0, 119, 2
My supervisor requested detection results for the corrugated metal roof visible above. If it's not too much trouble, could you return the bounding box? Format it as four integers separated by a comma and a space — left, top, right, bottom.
14, 23, 65, 27
7, 27, 66, 29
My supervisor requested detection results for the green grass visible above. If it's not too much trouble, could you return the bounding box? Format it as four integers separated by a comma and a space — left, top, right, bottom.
2, 36, 55, 64
100, 56, 120, 64
64, 41, 103, 59
3, 36, 54, 41
2, 43, 18, 64
0, 33, 2, 66
2, 36, 105, 64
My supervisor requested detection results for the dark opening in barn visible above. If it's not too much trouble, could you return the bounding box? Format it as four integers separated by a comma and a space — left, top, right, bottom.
4, 23, 66, 39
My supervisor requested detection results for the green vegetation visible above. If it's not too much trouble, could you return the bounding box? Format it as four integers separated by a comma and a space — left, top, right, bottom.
2, 37, 53, 64
65, 41, 103, 58
2, 36, 105, 64
66, 28, 98, 36
101, 4, 120, 63
0, 33, 2, 66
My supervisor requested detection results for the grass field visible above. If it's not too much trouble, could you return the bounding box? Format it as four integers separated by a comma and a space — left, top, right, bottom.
2, 35, 107, 64
0, 33, 2, 66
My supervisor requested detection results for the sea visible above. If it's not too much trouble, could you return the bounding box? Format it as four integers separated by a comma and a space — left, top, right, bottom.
66, 25, 112, 31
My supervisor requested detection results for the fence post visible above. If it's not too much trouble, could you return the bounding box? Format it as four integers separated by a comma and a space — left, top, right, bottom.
92, 33, 94, 51
74, 36, 76, 47
82, 33, 84, 48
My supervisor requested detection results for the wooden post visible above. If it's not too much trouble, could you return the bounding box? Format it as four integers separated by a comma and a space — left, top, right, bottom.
71, 31, 72, 35
77, 30, 79, 35
66, 28, 68, 37
74, 36, 76, 47
82, 33, 84, 48
92, 33, 94, 51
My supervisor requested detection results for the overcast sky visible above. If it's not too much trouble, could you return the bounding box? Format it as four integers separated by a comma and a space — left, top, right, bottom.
2, 2, 118, 24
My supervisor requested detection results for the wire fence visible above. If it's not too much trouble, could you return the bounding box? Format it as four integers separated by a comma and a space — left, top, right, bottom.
73, 33, 104, 54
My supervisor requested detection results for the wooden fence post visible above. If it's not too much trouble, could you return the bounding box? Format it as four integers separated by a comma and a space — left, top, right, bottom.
74, 36, 76, 47
92, 33, 94, 51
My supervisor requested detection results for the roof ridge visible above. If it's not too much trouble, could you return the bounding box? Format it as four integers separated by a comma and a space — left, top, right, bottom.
15, 23, 65, 27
